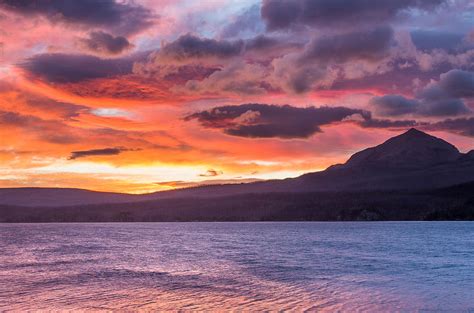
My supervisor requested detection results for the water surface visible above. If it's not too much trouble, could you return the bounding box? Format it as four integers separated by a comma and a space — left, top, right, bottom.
0, 222, 473, 311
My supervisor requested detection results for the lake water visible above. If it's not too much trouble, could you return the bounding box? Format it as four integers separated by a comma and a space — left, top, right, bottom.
0, 222, 473, 311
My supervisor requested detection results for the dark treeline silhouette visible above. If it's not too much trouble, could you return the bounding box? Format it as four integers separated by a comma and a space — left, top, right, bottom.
1, 181, 473, 222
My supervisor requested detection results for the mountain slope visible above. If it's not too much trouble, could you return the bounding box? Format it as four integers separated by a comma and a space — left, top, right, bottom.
343, 128, 460, 169
290, 128, 472, 190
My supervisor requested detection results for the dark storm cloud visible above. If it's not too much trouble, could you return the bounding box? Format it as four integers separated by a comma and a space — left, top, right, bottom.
261, 0, 447, 31
300, 26, 394, 63
427, 117, 474, 137
68, 147, 133, 160
370, 95, 419, 116
185, 103, 369, 139
160, 34, 244, 61
371, 93, 470, 117
410, 30, 465, 52
0, 0, 155, 35
436, 69, 474, 98
245, 35, 281, 51
20, 53, 136, 83
244, 35, 302, 53
370, 69, 473, 118
79, 31, 132, 56
415, 69, 474, 116
260, 0, 302, 31
418, 98, 470, 117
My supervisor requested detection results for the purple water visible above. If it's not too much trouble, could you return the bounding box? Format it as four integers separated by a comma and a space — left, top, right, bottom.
0, 222, 473, 311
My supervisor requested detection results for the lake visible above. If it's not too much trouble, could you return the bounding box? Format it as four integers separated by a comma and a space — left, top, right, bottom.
0, 222, 473, 311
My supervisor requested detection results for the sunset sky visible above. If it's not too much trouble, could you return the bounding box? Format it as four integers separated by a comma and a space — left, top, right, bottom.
0, 0, 473, 193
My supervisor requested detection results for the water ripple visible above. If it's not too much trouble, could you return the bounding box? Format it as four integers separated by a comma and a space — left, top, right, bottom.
0, 222, 473, 311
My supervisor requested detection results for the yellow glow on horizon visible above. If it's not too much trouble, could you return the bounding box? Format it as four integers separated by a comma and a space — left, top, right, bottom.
35, 160, 209, 181
0, 156, 319, 193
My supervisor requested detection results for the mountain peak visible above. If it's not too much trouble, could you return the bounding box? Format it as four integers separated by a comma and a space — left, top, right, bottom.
344, 128, 461, 169
404, 128, 427, 136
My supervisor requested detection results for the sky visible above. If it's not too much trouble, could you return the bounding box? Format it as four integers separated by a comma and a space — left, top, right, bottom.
0, 0, 473, 193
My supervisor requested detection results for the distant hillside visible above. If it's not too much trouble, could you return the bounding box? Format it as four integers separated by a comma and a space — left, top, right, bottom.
0, 187, 142, 207
1, 181, 473, 222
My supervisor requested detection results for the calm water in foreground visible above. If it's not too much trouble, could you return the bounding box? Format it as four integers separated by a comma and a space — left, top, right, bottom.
0, 222, 473, 311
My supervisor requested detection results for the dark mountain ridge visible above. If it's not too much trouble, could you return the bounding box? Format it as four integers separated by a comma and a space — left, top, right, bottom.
342, 128, 460, 169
